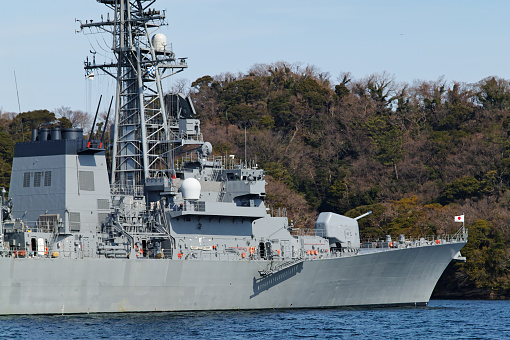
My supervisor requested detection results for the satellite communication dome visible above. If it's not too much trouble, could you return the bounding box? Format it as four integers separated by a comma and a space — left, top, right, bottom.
181, 178, 201, 200
152, 33, 167, 52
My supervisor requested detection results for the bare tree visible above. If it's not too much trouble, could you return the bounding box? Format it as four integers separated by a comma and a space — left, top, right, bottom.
54, 106, 92, 129
0, 109, 16, 130
168, 78, 191, 95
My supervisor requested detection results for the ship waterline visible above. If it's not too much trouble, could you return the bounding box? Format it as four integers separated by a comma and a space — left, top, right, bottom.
0, 242, 464, 314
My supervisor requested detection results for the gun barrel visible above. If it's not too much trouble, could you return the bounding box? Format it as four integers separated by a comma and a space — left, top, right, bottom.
354, 211, 372, 221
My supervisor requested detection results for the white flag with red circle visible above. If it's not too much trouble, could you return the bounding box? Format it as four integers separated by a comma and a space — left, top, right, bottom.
454, 215, 464, 222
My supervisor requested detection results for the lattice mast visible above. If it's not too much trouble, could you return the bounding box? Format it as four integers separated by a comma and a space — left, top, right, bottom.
79, 0, 187, 193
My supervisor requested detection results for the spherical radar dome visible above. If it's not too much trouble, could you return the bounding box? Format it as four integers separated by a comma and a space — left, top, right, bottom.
152, 33, 167, 52
181, 178, 201, 200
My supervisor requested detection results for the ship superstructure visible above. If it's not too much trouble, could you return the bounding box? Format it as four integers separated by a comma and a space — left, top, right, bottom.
0, 0, 467, 314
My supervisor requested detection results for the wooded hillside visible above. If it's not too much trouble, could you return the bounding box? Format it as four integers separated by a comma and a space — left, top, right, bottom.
190, 62, 509, 299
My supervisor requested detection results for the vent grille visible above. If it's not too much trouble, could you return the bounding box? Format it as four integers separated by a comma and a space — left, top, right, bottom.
34, 172, 42, 187
98, 213, 109, 226
44, 171, 52, 186
79, 171, 95, 191
70, 212, 81, 232
38, 214, 59, 233
23, 173, 30, 187
97, 199, 110, 210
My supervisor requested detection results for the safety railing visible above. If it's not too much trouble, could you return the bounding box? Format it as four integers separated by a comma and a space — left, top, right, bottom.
110, 184, 144, 196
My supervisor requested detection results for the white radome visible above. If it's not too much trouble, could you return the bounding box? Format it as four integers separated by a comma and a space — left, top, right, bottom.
152, 33, 167, 52
181, 178, 201, 200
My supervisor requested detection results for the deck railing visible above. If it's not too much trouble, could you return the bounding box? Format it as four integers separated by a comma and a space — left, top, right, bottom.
290, 226, 468, 246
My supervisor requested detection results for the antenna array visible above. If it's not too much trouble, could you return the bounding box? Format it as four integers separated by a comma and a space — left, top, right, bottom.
79, 0, 188, 193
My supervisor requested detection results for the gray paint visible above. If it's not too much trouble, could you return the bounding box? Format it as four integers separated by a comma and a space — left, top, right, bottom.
0, 242, 464, 314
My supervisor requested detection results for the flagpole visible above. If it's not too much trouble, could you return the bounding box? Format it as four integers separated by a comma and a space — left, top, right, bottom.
463, 212, 466, 239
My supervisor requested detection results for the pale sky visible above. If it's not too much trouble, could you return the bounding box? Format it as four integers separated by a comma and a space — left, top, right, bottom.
1, 0, 509, 115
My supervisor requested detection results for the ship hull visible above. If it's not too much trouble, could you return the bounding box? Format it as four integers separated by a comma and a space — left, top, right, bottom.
0, 242, 464, 314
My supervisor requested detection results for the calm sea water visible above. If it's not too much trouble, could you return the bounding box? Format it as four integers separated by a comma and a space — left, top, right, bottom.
0, 300, 507, 339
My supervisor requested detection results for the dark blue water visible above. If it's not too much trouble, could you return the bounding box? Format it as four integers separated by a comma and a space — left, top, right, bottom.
0, 300, 507, 339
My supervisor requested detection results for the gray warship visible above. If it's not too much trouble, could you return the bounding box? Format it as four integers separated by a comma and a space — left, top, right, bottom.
0, 0, 467, 314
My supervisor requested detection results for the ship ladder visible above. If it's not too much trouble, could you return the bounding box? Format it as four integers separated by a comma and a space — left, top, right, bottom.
258, 257, 304, 277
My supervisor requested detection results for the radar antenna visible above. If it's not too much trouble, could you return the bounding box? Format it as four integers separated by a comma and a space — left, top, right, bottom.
79, 0, 188, 194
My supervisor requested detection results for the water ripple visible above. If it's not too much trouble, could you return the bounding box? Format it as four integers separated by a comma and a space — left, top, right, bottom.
0, 300, 508, 340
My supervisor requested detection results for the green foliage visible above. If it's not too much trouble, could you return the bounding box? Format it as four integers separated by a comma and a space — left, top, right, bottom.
262, 161, 293, 186
334, 74, 351, 100
344, 203, 388, 239
435, 83, 475, 131
213, 141, 233, 155
0, 131, 14, 189
259, 115, 275, 129
385, 196, 425, 236
503, 116, 510, 136
349, 186, 382, 208
191, 75, 214, 89
0, 159, 11, 190
461, 220, 509, 290
440, 176, 483, 204
366, 117, 403, 169
217, 78, 268, 127
221, 78, 265, 107
423, 84, 446, 113
323, 177, 383, 213
225, 104, 258, 125
268, 93, 296, 129
11, 109, 55, 129
295, 77, 332, 112
58, 117, 73, 128
0, 132, 14, 162
439, 173, 496, 205
335, 84, 350, 99
324, 177, 348, 206
476, 77, 510, 110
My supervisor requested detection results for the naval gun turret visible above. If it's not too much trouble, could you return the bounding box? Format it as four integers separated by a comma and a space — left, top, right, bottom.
315, 211, 372, 250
